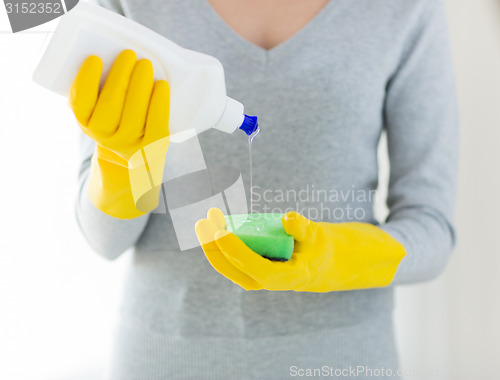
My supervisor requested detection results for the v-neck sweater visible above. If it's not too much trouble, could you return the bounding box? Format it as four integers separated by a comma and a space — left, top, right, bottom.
76, 0, 459, 378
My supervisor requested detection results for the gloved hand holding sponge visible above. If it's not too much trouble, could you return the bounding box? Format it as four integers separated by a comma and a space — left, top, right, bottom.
195, 208, 406, 292
70, 49, 170, 219
71, 49, 406, 292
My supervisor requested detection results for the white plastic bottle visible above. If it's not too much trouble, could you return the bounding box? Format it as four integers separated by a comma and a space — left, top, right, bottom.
32, 1, 258, 142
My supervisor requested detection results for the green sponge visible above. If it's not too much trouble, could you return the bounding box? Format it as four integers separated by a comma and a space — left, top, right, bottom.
225, 213, 294, 261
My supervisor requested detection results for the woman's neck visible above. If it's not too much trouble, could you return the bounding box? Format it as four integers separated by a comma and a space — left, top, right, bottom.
207, 0, 330, 50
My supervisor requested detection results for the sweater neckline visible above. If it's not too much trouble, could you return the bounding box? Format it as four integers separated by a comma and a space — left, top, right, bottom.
194, 0, 338, 65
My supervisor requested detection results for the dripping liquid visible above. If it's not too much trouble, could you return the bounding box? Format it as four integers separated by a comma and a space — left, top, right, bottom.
248, 127, 260, 214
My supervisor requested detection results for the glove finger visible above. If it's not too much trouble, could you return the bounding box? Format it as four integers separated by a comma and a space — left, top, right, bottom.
214, 230, 289, 284
195, 220, 261, 291
216, 230, 309, 290
89, 49, 137, 138
129, 79, 171, 193
69, 55, 102, 127
282, 211, 317, 243
143, 80, 170, 146
195, 218, 219, 246
114, 58, 154, 147
207, 208, 226, 230
195, 208, 226, 245
204, 246, 262, 291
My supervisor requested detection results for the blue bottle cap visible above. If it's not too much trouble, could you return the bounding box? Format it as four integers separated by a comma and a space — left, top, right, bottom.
239, 115, 259, 136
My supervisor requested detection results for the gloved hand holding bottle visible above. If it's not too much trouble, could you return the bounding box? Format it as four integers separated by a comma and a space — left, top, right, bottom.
195, 208, 406, 292
70, 49, 170, 219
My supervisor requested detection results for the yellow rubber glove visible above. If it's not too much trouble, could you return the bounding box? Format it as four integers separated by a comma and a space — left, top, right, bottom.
195, 208, 406, 292
70, 49, 170, 219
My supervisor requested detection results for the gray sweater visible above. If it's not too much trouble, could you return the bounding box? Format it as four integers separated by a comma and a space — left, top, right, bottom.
76, 0, 459, 378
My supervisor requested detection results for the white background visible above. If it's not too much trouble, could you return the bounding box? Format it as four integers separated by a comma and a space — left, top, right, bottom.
1, 0, 499, 379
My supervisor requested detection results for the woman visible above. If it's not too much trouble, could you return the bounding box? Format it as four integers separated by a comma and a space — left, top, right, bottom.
74, 0, 459, 378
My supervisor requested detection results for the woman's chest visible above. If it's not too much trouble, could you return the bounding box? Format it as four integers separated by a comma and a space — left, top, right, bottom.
206, 0, 331, 50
